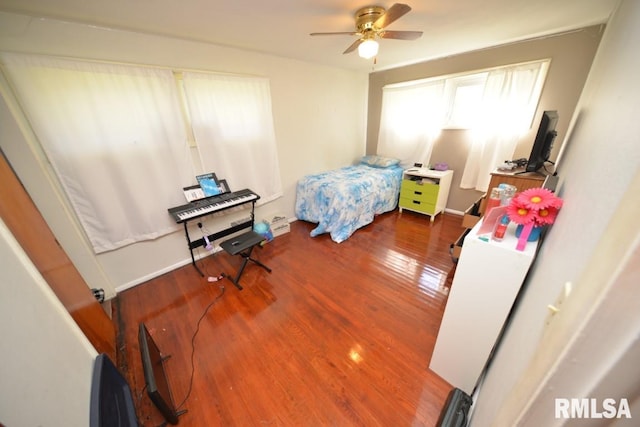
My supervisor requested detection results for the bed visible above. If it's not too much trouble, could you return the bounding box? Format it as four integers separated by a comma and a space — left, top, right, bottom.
295, 156, 404, 243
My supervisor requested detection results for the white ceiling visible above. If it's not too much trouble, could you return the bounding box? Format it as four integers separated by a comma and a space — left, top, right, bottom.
0, 0, 619, 72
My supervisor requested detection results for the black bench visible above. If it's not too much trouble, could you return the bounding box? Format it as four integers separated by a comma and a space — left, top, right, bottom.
220, 230, 272, 290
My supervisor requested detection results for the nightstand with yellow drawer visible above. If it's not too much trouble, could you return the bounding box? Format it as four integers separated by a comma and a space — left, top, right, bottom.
399, 168, 453, 222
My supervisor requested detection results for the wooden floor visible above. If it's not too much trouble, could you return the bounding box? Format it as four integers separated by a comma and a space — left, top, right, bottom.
114, 210, 464, 426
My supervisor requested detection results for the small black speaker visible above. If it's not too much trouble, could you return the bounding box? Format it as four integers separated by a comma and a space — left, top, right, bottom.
90, 354, 138, 427
436, 388, 472, 427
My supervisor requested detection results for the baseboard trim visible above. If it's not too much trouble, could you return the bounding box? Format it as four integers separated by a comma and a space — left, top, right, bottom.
114, 247, 222, 293
445, 208, 464, 216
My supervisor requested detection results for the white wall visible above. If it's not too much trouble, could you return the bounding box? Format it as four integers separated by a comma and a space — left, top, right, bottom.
0, 217, 97, 427
0, 11, 369, 294
471, 0, 640, 424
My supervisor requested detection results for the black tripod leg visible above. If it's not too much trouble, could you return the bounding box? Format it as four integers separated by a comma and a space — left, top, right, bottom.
185, 222, 204, 277
248, 257, 272, 273
225, 244, 272, 289
228, 256, 248, 290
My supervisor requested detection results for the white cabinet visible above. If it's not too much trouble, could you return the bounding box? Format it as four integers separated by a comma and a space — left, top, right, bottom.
429, 219, 538, 394
398, 168, 453, 222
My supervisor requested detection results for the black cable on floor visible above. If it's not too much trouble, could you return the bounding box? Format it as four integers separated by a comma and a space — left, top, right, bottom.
175, 281, 225, 411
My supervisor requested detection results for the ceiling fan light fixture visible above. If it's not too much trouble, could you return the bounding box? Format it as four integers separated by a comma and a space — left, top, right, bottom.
358, 39, 379, 59
311, 3, 421, 59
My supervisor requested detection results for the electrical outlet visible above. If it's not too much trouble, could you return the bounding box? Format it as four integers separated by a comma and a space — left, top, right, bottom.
545, 282, 573, 326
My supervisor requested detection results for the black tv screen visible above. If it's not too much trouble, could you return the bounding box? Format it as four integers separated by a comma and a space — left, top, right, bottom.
138, 323, 181, 425
526, 110, 559, 172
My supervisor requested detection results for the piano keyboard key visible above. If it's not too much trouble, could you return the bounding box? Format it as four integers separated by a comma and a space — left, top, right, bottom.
168, 189, 259, 223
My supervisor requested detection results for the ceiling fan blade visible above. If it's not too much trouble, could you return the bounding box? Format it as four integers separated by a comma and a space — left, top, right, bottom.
343, 39, 363, 54
310, 32, 359, 36
374, 3, 411, 29
380, 30, 423, 40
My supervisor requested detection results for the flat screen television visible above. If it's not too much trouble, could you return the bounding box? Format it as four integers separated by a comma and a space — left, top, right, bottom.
138, 323, 184, 425
525, 110, 559, 173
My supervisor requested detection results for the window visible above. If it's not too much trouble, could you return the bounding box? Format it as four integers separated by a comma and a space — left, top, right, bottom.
443, 73, 488, 129
181, 72, 282, 204
1, 53, 282, 252
378, 79, 446, 164
378, 59, 550, 189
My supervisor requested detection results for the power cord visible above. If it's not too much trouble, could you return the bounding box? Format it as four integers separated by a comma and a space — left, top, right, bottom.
136, 383, 148, 406
196, 231, 226, 283
542, 160, 555, 175
175, 281, 226, 411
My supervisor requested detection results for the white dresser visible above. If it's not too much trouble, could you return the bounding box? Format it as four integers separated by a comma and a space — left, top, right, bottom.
430, 219, 539, 394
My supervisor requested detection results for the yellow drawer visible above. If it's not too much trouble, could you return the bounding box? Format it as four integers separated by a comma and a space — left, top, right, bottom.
399, 197, 437, 214
400, 179, 439, 201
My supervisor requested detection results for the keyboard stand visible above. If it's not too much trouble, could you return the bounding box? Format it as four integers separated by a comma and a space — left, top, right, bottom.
184, 216, 254, 277
167, 189, 259, 278
220, 230, 272, 290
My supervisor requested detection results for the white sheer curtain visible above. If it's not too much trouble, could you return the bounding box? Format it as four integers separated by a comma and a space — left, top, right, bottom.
1, 54, 194, 253
181, 72, 282, 203
460, 61, 550, 191
378, 79, 446, 165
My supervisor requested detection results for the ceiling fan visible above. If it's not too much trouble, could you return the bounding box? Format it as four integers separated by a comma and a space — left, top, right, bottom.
310, 3, 423, 59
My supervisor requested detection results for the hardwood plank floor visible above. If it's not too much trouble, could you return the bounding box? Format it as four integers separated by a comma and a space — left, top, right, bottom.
114, 210, 464, 426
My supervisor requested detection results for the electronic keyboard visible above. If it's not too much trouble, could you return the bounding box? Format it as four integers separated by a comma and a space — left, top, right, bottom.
168, 188, 259, 223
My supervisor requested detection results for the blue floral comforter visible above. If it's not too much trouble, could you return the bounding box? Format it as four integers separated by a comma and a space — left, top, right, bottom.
295, 163, 403, 243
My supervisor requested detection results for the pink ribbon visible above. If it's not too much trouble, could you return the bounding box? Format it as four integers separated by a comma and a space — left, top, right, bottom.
516, 222, 534, 251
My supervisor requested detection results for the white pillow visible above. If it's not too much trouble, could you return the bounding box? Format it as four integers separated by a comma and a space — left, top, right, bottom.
360, 155, 400, 168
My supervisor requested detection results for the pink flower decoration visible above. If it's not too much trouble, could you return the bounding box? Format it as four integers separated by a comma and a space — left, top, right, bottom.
506, 202, 536, 225
535, 206, 560, 225
517, 187, 562, 210
507, 187, 563, 226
